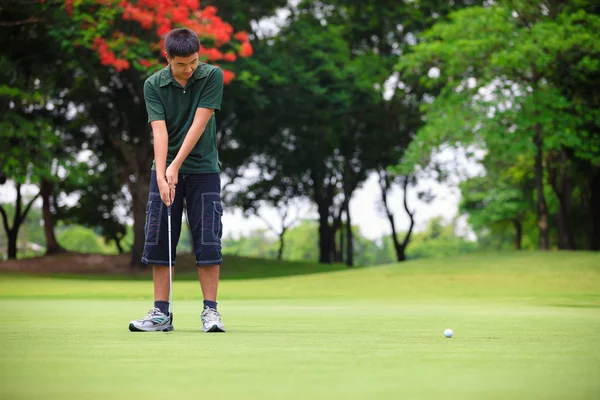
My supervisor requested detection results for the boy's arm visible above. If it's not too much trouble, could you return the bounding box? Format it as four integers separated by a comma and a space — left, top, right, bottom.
144, 81, 174, 204
151, 121, 174, 205
166, 67, 224, 183
151, 120, 169, 182
170, 107, 216, 169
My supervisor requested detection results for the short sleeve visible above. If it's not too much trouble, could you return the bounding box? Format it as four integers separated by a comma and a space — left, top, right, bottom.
197, 67, 224, 111
144, 80, 165, 123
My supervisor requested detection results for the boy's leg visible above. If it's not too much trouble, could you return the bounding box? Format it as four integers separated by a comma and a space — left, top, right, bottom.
198, 264, 219, 303
184, 172, 225, 332
129, 171, 184, 332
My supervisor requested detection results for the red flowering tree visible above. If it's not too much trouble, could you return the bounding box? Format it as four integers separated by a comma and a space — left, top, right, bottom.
29, 1, 255, 266
45, 0, 253, 84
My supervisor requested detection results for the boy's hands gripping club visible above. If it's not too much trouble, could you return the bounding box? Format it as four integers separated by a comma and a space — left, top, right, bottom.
159, 163, 180, 206
158, 176, 175, 206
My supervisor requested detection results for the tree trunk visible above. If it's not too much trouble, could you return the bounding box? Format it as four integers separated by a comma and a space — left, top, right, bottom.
533, 129, 550, 250
399, 176, 415, 260
344, 201, 353, 267
7, 231, 17, 260
548, 150, 575, 250
513, 218, 522, 250
0, 184, 40, 260
591, 169, 600, 251
312, 170, 335, 264
114, 237, 124, 254
129, 178, 149, 267
379, 170, 415, 262
337, 222, 344, 263
277, 227, 286, 260
40, 178, 66, 255
317, 199, 332, 263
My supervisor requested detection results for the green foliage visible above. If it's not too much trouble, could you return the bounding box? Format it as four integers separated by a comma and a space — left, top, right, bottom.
222, 218, 482, 265
56, 225, 107, 254
406, 217, 478, 259
393, 0, 600, 250
395, 2, 600, 170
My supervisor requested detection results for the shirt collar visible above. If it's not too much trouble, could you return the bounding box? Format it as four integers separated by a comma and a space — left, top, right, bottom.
158, 63, 210, 87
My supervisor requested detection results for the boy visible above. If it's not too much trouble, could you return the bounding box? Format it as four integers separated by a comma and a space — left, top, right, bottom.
129, 28, 225, 333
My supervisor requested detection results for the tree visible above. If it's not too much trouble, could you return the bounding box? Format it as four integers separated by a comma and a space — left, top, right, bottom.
218, 13, 380, 264
227, 177, 308, 260
459, 174, 531, 250
0, 2, 81, 259
20, 0, 255, 266
57, 155, 130, 254
396, 1, 600, 250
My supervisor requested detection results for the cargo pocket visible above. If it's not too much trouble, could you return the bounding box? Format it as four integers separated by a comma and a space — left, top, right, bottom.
212, 201, 223, 240
144, 193, 163, 246
200, 192, 222, 245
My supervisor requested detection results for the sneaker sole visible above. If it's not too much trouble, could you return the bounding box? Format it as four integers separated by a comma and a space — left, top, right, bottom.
203, 324, 226, 333
129, 323, 174, 332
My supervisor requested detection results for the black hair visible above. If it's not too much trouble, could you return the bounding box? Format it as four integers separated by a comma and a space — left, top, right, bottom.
164, 28, 200, 58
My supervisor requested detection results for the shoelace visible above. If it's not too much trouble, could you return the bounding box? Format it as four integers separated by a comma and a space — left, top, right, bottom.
142, 308, 162, 320
203, 308, 221, 322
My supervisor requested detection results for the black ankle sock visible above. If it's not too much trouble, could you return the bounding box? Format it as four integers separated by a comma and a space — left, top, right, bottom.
154, 301, 169, 315
203, 300, 217, 310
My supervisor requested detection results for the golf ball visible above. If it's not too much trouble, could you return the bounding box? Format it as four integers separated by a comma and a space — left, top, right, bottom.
444, 328, 453, 338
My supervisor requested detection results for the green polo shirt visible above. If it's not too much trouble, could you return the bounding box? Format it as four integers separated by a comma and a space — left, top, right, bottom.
143, 63, 224, 174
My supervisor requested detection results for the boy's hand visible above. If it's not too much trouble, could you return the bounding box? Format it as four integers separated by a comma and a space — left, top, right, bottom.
166, 163, 180, 190
157, 177, 174, 206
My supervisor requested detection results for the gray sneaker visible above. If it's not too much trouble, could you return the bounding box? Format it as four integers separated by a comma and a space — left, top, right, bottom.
201, 306, 226, 332
129, 308, 174, 332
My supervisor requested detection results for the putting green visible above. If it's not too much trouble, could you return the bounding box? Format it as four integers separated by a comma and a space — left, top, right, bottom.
0, 252, 599, 399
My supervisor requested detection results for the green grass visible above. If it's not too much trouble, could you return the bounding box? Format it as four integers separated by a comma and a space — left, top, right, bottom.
1, 251, 599, 399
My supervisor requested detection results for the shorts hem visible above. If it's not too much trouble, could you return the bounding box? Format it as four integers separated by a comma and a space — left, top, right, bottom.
141, 257, 176, 267
196, 259, 223, 266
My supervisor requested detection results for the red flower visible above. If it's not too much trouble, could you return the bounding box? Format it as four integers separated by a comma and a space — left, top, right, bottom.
222, 69, 235, 84
182, 0, 199, 9
171, 6, 188, 24
65, 0, 73, 15
239, 41, 253, 58
114, 59, 130, 72
200, 6, 218, 18
199, 47, 223, 61
234, 31, 249, 42
65, 0, 253, 74
222, 52, 237, 62
157, 23, 171, 37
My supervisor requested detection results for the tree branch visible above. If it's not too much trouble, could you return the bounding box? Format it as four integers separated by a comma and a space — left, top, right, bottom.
22, 190, 41, 222
14, 183, 22, 229
0, 17, 46, 27
0, 204, 11, 234
401, 176, 416, 248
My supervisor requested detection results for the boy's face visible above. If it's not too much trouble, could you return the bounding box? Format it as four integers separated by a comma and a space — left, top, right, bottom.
167, 53, 199, 81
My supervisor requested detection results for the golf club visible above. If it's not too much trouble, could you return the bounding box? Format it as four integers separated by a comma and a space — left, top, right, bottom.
167, 201, 174, 329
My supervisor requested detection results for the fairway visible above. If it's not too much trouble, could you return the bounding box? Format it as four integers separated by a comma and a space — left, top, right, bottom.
1, 252, 600, 399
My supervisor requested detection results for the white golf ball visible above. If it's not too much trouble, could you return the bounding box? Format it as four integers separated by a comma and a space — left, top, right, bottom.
444, 328, 453, 338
